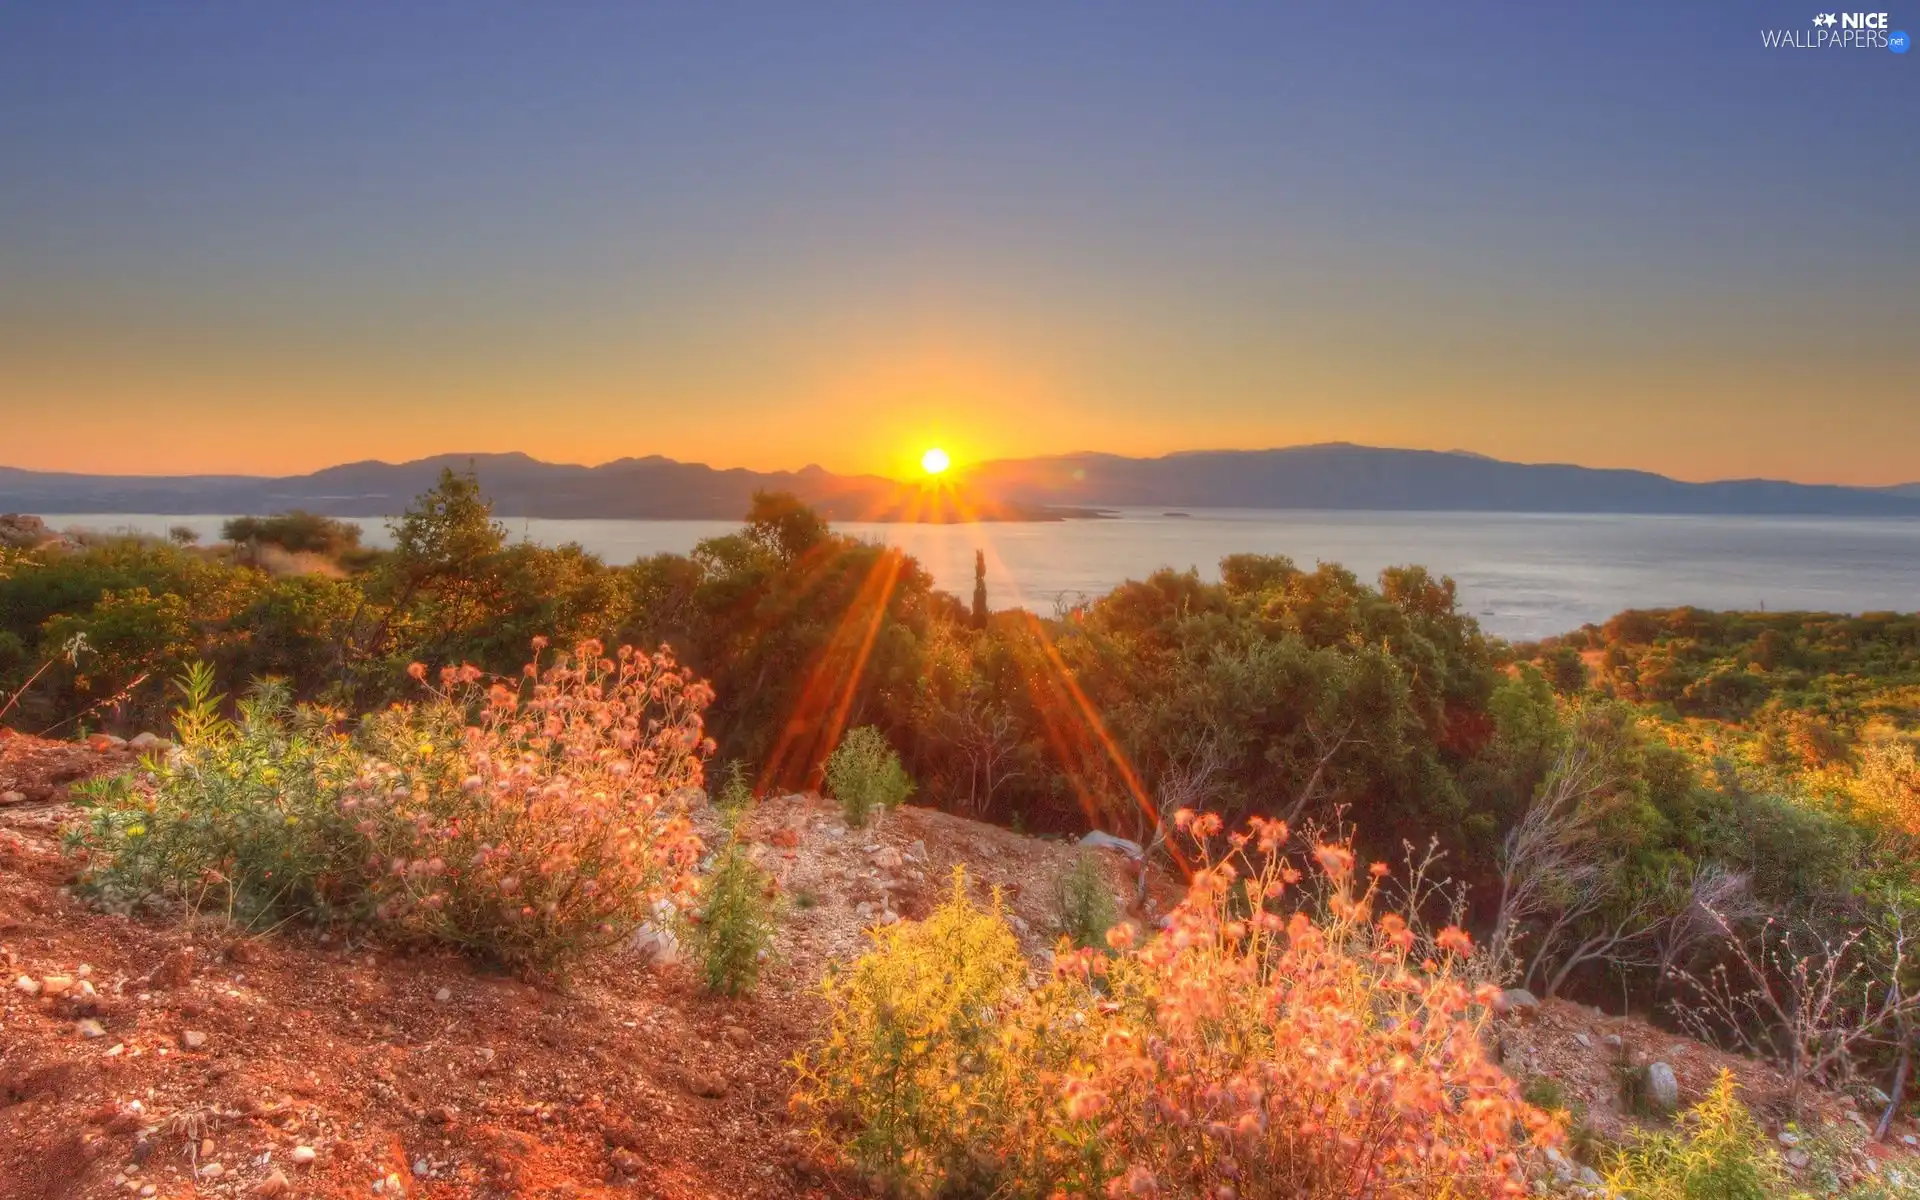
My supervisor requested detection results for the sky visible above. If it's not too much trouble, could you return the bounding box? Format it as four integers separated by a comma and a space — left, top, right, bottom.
0, 2, 1914, 485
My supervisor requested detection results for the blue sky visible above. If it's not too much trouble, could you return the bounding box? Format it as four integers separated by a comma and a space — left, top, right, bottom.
1, 2, 1913, 482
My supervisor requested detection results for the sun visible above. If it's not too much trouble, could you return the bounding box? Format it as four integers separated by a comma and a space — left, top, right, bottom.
920, 447, 951, 475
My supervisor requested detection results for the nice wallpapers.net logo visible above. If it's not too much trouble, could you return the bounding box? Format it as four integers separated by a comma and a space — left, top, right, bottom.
1762, 11, 1910, 49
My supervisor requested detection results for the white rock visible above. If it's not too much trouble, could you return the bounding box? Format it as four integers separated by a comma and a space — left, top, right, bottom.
1078, 830, 1144, 858
412, 1158, 430, 1177
197, 1163, 223, 1179
13, 975, 39, 995
76, 1018, 107, 1038
182, 1030, 207, 1050
1643, 1062, 1681, 1113
290, 1146, 318, 1166
434, 987, 451, 1003
129, 732, 163, 750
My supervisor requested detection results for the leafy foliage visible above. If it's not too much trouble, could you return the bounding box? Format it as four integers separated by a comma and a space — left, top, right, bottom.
684, 764, 777, 996
1605, 1071, 1784, 1199
1054, 850, 1116, 949
824, 725, 913, 827
791, 868, 1028, 1191
222, 511, 364, 559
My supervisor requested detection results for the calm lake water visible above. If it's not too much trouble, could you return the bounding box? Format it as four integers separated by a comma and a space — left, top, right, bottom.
40, 510, 1920, 642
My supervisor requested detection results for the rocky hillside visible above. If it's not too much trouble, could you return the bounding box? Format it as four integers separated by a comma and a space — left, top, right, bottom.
3, 730, 1917, 1199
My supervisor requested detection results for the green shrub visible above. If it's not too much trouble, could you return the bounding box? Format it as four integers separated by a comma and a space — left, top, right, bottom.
70, 666, 357, 925
1606, 1071, 1784, 1199
222, 511, 363, 559
791, 868, 1026, 1191
683, 765, 776, 996
1054, 850, 1116, 949
823, 725, 912, 827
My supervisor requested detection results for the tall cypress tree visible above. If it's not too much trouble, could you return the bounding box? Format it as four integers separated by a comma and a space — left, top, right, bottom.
971, 549, 989, 629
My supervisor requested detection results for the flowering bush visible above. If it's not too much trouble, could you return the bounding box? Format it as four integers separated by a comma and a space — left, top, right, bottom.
75, 638, 715, 970
796, 812, 1557, 1197
339, 639, 712, 967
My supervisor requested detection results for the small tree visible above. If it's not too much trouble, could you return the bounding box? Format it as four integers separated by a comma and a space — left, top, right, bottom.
971, 549, 988, 629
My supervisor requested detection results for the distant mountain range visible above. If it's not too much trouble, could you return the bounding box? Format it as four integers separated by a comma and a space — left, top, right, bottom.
2, 445, 1917, 521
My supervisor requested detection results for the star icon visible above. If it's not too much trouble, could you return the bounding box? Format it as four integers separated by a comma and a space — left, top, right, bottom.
1813, 12, 1838, 26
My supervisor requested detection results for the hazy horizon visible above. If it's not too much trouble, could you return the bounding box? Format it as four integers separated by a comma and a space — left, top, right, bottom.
4, 440, 1918, 490
3, 3, 1914, 484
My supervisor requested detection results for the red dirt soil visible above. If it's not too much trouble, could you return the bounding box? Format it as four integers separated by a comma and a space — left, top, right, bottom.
0, 732, 1135, 1200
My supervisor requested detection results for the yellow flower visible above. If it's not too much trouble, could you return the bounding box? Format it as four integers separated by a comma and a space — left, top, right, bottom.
126, 824, 146, 838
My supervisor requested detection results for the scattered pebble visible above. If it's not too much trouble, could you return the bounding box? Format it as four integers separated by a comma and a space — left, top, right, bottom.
182, 1030, 208, 1050
41, 973, 75, 995
412, 1158, 430, 1177
252, 1170, 291, 1196
13, 975, 39, 995
434, 986, 451, 1003
290, 1145, 318, 1166
76, 1018, 107, 1038
197, 1162, 224, 1179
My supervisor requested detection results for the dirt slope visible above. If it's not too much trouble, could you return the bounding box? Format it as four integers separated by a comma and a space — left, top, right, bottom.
0, 733, 1123, 1200
4, 730, 1916, 1199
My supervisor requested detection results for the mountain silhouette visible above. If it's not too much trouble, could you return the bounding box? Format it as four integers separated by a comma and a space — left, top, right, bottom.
2, 446, 1916, 520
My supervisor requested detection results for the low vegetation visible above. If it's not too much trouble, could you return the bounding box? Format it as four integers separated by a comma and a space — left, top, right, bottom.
70, 639, 713, 970
823, 724, 913, 827
685, 764, 778, 996
796, 817, 1556, 1197
1054, 849, 1116, 949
